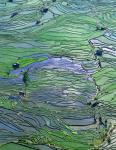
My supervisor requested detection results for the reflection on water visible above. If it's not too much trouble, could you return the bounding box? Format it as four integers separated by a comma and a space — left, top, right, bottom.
0, 0, 116, 150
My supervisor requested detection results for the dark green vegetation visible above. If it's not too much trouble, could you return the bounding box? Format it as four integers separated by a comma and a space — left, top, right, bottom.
0, 0, 116, 150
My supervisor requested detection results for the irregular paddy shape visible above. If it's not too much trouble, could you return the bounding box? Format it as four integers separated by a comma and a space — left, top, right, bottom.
0, 0, 116, 150
10, 57, 95, 77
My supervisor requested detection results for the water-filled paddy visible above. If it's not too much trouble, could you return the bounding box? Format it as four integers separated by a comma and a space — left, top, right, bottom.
0, 0, 116, 150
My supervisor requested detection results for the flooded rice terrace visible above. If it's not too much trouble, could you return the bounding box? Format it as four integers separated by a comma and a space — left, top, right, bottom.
0, 0, 116, 150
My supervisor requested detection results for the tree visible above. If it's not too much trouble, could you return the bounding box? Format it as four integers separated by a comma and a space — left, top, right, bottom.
107, 137, 111, 144
98, 58, 102, 68
12, 62, 20, 70
94, 49, 103, 60
8, 0, 13, 2
22, 69, 30, 96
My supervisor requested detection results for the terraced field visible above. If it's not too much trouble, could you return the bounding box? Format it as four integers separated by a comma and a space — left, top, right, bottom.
0, 0, 116, 150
